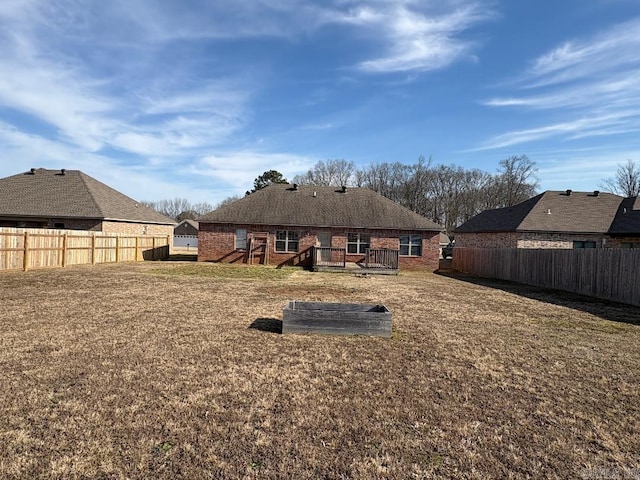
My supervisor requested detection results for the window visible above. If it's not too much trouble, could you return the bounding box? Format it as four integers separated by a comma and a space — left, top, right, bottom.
235, 229, 247, 250
621, 242, 639, 249
347, 233, 370, 254
275, 230, 299, 252
573, 240, 596, 249
399, 234, 422, 256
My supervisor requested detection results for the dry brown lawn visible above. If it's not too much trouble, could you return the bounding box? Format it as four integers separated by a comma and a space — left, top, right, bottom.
1, 261, 639, 479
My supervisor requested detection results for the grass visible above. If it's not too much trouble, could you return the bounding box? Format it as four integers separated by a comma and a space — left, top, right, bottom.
150, 262, 296, 280
1, 262, 639, 479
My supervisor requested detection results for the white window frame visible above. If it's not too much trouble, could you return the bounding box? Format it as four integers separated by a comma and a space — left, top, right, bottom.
399, 234, 422, 256
347, 232, 370, 254
275, 230, 299, 253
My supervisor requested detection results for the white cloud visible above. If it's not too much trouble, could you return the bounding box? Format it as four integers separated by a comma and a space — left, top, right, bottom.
349, 2, 493, 73
475, 111, 640, 151
193, 152, 313, 190
478, 17, 640, 150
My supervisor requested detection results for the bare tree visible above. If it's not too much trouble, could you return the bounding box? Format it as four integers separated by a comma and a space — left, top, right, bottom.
601, 159, 640, 197
495, 155, 539, 207
214, 195, 241, 209
143, 198, 214, 221
193, 201, 214, 216
293, 159, 355, 186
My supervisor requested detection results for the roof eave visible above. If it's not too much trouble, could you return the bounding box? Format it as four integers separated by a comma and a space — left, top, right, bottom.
199, 219, 440, 231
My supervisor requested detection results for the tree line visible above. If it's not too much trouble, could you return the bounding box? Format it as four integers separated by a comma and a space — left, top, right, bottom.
140, 198, 214, 222
291, 156, 538, 233
145, 157, 640, 232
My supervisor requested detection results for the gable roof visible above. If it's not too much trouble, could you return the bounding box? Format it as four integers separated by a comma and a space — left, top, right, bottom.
199, 184, 442, 231
609, 196, 640, 235
455, 190, 624, 234
0, 168, 175, 225
174, 219, 199, 234
180, 219, 199, 230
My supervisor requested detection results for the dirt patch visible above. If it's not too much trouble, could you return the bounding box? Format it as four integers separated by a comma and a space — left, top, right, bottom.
1, 262, 639, 479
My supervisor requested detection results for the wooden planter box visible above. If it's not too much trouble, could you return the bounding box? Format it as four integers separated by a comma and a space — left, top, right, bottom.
283, 301, 392, 337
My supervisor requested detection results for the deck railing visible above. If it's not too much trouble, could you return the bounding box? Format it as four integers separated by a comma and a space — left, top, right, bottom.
364, 248, 399, 269
313, 246, 346, 267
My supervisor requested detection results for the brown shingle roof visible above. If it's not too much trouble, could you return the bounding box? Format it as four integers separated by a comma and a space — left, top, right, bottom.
199, 184, 442, 231
0, 168, 175, 224
455, 190, 624, 234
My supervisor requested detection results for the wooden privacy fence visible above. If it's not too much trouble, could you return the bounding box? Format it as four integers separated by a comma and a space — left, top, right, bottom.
453, 247, 640, 307
0, 228, 171, 272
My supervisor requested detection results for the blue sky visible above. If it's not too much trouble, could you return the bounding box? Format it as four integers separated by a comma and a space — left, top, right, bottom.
1, 0, 640, 205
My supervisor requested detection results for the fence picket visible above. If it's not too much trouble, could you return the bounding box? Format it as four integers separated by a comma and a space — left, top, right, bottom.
453, 247, 640, 307
0, 227, 170, 272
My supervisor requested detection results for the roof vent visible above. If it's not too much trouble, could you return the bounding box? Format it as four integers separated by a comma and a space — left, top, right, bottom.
341, 185, 347, 193
565, 189, 572, 196
30, 168, 36, 174
547, 209, 552, 215
60, 168, 66, 175
313, 191, 317, 198
593, 190, 600, 197
292, 183, 298, 191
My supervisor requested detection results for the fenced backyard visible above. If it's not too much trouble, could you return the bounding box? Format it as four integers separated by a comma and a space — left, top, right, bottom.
453, 247, 640, 306
1, 262, 638, 479
0, 227, 171, 271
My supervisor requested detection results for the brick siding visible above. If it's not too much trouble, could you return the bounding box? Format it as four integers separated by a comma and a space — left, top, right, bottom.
199, 223, 440, 270
101, 221, 174, 237
455, 231, 637, 249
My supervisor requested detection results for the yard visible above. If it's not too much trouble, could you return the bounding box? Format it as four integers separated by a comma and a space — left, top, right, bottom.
1, 262, 639, 479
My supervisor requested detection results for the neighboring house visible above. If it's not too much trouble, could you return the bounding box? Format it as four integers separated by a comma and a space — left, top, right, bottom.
455, 190, 640, 249
174, 219, 199, 236
198, 184, 443, 270
174, 219, 199, 248
609, 196, 640, 248
0, 168, 175, 235
439, 232, 451, 256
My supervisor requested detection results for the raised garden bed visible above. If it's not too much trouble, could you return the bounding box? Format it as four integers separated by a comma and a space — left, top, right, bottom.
282, 301, 392, 337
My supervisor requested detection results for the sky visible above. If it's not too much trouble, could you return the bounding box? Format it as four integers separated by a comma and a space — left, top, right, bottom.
1, 0, 640, 205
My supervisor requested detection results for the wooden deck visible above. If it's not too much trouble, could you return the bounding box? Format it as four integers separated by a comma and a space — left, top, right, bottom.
312, 247, 399, 275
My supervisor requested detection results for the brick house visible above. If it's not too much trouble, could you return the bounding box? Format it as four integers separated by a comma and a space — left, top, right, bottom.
455, 190, 640, 249
609, 196, 640, 248
198, 184, 443, 270
0, 168, 175, 236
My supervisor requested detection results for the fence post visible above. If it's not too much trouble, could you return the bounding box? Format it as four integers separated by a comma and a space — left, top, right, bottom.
115, 236, 120, 263
91, 235, 96, 264
23, 232, 29, 271
62, 233, 67, 268
135, 236, 140, 262
152, 237, 157, 260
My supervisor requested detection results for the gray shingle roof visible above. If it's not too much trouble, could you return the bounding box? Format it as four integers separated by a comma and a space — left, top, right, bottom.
455, 190, 625, 234
199, 184, 442, 231
609, 196, 640, 235
0, 168, 175, 224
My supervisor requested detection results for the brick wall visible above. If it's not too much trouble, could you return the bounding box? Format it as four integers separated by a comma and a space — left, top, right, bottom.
456, 232, 518, 248
518, 232, 606, 248
456, 231, 612, 249
101, 221, 174, 237
198, 223, 441, 270
603, 236, 640, 248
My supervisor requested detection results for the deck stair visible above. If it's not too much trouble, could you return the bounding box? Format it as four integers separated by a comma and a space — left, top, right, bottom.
247, 232, 269, 265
